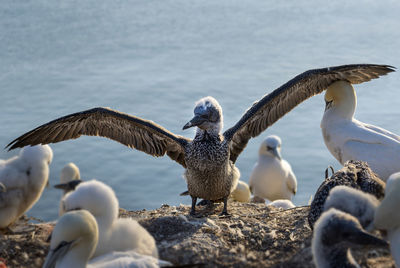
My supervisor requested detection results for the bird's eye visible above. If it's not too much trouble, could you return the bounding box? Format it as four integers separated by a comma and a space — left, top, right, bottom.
267, 146, 273, 151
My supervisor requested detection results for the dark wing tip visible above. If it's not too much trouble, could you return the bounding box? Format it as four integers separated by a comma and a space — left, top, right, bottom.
6, 137, 27, 151
5, 107, 107, 151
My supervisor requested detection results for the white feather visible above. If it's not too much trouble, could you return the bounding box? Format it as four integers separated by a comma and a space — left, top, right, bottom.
44, 210, 166, 268
61, 180, 158, 258
0, 145, 52, 228
374, 172, 400, 267
230, 180, 251, 202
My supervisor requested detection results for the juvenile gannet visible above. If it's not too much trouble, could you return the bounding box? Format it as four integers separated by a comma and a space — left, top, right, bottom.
312, 208, 388, 268
308, 160, 385, 229
6, 64, 394, 216
0, 145, 53, 228
324, 185, 379, 230
322, 80, 400, 181
249, 135, 297, 201
374, 172, 400, 267
43, 210, 164, 268
61, 179, 158, 258
230, 180, 251, 202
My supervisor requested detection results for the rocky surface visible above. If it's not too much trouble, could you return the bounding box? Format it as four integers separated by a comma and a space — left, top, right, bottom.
0, 201, 394, 267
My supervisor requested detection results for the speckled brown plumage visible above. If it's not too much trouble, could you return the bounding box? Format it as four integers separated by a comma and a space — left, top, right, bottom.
308, 160, 385, 228
184, 132, 239, 201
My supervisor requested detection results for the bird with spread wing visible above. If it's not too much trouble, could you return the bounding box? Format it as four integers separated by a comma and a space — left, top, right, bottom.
6, 64, 394, 216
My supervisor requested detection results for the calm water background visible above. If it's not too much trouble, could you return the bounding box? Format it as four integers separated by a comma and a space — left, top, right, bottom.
1, 1, 400, 221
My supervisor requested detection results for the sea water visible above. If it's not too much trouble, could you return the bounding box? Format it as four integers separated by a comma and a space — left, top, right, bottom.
1, 0, 399, 221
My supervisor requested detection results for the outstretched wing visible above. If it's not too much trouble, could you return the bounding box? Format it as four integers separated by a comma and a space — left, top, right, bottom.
6, 107, 191, 167
224, 64, 395, 163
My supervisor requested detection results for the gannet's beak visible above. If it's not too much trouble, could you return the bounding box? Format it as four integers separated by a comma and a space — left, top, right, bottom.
183, 115, 206, 130
43, 240, 74, 268
54, 180, 83, 192
268, 146, 282, 160
347, 228, 388, 248
325, 100, 333, 111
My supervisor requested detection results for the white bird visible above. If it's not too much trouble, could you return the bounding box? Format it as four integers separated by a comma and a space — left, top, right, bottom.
54, 162, 83, 216
374, 172, 400, 267
7, 65, 394, 216
324, 185, 379, 230
61, 179, 158, 258
60, 162, 80, 184
312, 208, 388, 268
0, 145, 53, 229
268, 199, 295, 209
43, 210, 165, 268
249, 135, 297, 201
230, 180, 251, 202
321, 80, 400, 181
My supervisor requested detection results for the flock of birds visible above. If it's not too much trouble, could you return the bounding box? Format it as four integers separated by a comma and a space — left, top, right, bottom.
1, 63, 400, 267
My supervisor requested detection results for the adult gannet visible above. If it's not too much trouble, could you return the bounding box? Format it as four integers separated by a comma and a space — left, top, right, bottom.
0, 145, 53, 229
324, 185, 379, 230
249, 135, 297, 201
54, 162, 82, 193
322, 80, 400, 181
6, 64, 394, 216
374, 172, 400, 267
230, 180, 251, 202
43, 210, 164, 268
312, 208, 388, 268
54, 162, 83, 216
60, 179, 158, 258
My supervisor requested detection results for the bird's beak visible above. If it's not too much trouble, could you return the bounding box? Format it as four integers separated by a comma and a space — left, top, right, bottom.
43, 240, 74, 268
272, 147, 282, 160
183, 115, 206, 130
347, 228, 389, 248
54, 180, 83, 192
325, 100, 333, 111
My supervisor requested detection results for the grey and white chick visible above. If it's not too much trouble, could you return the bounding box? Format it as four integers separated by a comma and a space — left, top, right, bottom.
324, 185, 379, 230
312, 208, 388, 268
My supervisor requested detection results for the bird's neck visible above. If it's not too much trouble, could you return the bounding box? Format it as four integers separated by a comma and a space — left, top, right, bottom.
55, 240, 94, 268
195, 128, 222, 142
318, 246, 359, 268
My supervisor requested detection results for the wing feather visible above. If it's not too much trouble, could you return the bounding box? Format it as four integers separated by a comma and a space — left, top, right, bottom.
224, 64, 395, 163
6, 107, 191, 168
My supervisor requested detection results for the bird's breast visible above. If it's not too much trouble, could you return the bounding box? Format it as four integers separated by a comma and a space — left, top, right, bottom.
184, 140, 229, 171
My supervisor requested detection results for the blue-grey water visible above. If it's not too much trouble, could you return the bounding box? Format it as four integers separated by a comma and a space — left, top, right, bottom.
1, 0, 400, 221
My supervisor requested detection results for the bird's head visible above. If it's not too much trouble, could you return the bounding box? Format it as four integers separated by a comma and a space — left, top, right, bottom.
60, 163, 81, 184
43, 210, 98, 268
315, 209, 388, 249
61, 180, 119, 228
324, 81, 357, 119
183, 96, 223, 133
259, 135, 282, 160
